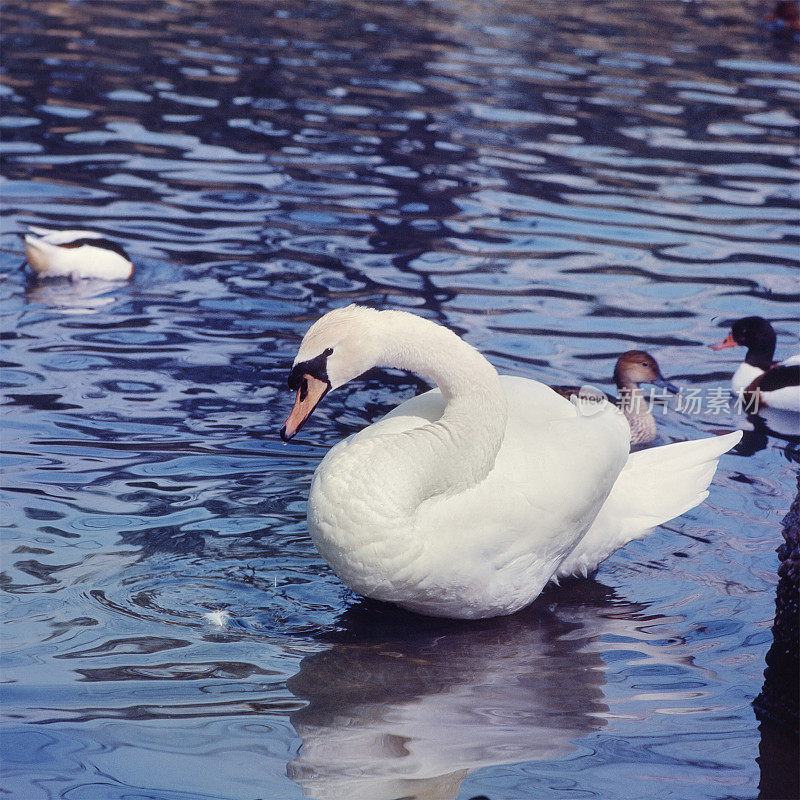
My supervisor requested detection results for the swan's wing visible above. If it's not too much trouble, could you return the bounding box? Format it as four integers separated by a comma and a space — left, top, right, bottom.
556, 430, 742, 580
405, 385, 630, 614
379, 388, 446, 426
418, 400, 628, 541
498, 375, 581, 426
372, 375, 577, 438
346, 375, 622, 579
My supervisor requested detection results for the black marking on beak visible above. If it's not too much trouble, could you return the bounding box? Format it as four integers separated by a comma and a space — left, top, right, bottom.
280, 374, 330, 441
288, 347, 332, 390
282, 348, 334, 442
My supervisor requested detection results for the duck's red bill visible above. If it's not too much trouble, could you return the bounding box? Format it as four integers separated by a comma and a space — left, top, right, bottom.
709, 333, 737, 351
281, 374, 329, 441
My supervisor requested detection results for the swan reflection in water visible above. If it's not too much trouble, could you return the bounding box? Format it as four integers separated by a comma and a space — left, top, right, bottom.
287, 583, 660, 800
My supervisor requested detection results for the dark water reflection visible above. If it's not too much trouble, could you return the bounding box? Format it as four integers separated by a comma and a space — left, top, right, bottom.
1, 0, 799, 798
288, 587, 620, 800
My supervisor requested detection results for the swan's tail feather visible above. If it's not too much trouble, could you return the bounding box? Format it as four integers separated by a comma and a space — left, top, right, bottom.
554, 430, 742, 580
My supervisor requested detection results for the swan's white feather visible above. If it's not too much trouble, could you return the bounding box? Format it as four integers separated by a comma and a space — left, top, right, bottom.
555, 430, 742, 579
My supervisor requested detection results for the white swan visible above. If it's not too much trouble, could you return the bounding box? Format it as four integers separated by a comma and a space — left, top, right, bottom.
282, 306, 741, 619
24, 227, 133, 280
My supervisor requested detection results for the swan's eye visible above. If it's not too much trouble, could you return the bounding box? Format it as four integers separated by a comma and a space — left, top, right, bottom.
323, 347, 333, 357
300, 377, 308, 401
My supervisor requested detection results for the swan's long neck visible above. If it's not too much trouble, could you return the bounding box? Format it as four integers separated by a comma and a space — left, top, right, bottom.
372, 311, 508, 501
376, 312, 500, 405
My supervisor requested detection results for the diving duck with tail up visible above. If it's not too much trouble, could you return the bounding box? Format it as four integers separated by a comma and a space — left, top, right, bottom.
24, 227, 133, 280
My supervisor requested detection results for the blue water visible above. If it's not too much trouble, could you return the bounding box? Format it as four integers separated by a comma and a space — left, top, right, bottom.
1, 1, 798, 798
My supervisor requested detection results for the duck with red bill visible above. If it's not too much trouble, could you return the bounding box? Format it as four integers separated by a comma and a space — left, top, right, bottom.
709, 317, 800, 412
709, 333, 737, 350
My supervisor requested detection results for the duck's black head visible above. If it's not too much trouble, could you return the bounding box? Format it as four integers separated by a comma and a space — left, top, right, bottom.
730, 317, 776, 368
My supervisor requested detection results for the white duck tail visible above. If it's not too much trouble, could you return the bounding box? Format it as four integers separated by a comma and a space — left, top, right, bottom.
554, 430, 742, 580
24, 226, 133, 280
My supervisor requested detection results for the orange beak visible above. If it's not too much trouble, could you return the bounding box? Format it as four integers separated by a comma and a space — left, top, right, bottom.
709, 333, 738, 351
280, 373, 329, 441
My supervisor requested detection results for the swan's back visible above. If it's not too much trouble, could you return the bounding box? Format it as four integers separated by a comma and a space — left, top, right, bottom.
372, 375, 576, 434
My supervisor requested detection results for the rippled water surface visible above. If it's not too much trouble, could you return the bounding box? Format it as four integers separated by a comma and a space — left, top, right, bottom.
1, 1, 799, 798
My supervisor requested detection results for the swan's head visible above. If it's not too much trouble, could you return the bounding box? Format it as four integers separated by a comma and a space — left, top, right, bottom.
613, 351, 678, 392
281, 305, 382, 440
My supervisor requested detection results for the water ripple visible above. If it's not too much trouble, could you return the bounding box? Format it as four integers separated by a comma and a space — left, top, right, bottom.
1, 1, 798, 799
